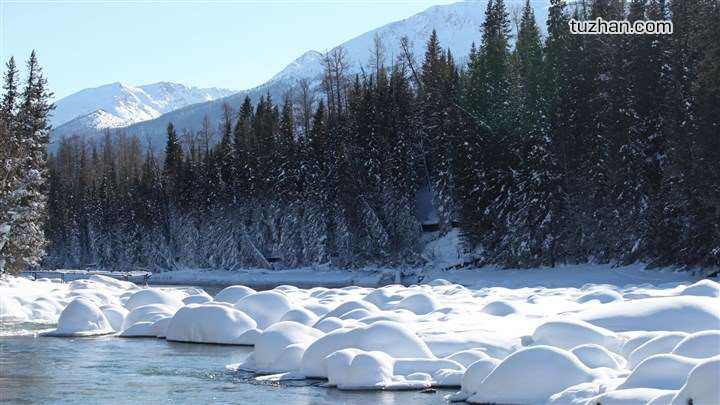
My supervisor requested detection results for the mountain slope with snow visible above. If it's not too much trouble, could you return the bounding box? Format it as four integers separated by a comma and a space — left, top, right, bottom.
51, 81, 235, 134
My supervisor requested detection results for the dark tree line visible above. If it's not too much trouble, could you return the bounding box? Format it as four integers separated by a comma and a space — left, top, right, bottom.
41, 0, 719, 272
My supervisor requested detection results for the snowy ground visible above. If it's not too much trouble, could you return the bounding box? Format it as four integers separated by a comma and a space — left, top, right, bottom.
1, 266, 718, 405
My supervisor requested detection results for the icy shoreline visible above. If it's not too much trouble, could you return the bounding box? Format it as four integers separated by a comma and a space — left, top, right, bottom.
2, 265, 719, 404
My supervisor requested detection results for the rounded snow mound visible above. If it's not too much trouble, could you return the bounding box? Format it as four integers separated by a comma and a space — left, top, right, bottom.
459, 357, 501, 395
586, 388, 676, 405
619, 354, 701, 390
576, 289, 623, 304
279, 308, 319, 326
577, 296, 720, 333
300, 321, 434, 378
671, 331, 720, 359
122, 303, 176, 330
43, 298, 114, 337
183, 294, 212, 305
214, 285, 256, 303
446, 349, 492, 368
671, 356, 720, 405
531, 319, 622, 351
234, 291, 293, 329
165, 304, 258, 345
252, 321, 323, 373
125, 289, 184, 311
313, 317, 352, 333
628, 332, 688, 369
621, 331, 664, 358
480, 300, 518, 316
461, 346, 595, 404
393, 292, 438, 315
0, 296, 28, 321
322, 300, 379, 320
679, 279, 720, 298
119, 321, 156, 337
332, 350, 395, 390
100, 304, 128, 331
571, 344, 622, 369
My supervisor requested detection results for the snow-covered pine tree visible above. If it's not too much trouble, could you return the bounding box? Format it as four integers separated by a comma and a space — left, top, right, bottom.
1, 51, 53, 274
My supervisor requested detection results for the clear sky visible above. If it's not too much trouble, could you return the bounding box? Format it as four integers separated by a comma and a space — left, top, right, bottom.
1, 0, 458, 99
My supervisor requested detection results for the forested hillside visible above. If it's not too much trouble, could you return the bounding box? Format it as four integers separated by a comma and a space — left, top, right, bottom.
41, 0, 719, 272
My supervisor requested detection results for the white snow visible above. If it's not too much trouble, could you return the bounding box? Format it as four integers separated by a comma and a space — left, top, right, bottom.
43, 298, 114, 337
2, 266, 718, 403
165, 304, 258, 345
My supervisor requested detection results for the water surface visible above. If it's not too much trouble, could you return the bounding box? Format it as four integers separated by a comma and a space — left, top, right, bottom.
1, 328, 451, 404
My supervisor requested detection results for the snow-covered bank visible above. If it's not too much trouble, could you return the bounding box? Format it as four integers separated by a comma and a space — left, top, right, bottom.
2, 266, 719, 404
149, 267, 388, 289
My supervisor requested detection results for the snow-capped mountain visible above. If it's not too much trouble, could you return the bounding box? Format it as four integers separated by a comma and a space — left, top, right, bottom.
56, 1, 548, 147
51, 82, 235, 133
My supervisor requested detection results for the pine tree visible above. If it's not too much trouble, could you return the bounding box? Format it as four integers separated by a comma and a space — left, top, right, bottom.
1, 51, 53, 273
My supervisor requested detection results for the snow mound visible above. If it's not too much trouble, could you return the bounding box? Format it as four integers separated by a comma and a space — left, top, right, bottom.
300, 321, 434, 378
214, 285, 256, 303
183, 294, 212, 305
322, 300, 379, 320
620, 354, 701, 390
572, 344, 622, 369
628, 332, 688, 369
1, 296, 28, 321
446, 349, 492, 367
458, 357, 501, 396
119, 321, 156, 337
166, 304, 258, 345
43, 298, 114, 337
576, 289, 623, 304
252, 321, 323, 373
671, 331, 720, 359
332, 350, 395, 390
122, 303, 176, 330
670, 356, 720, 405
459, 346, 595, 404
100, 304, 128, 331
621, 331, 664, 358
393, 292, 438, 315
279, 308, 319, 326
313, 317, 352, 333
586, 388, 676, 405
531, 319, 622, 351
234, 291, 293, 329
125, 289, 184, 311
577, 296, 720, 332
679, 279, 720, 298
480, 300, 518, 316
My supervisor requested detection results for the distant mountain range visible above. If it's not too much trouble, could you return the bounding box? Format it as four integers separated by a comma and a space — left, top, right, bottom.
51, 1, 549, 148
51, 82, 235, 139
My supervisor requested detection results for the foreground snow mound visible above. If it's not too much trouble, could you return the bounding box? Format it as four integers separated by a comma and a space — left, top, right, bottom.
100, 304, 128, 331
586, 388, 675, 405
335, 351, 396, 390
571, 344, 623, 369
300, 321, 434, 378
393, 292, 438, 315
279, 308, 318, 326
234, 291, 293, 329
43, 298, 114, 337
122, 303, 176, 330
214, 285, 256, 303
165, 304, 257, 345
627, 332, 688, 369
125, 288, 184, 311
671, 331, 720, 359
531, 319, 622, 351
671, 356, 720, 405
619, 354, 701, 390
251, 321, 323, 373
577, 296, 720, 332
0, 296, 27, 321
457, 346, 595, 404
457, 357, 501, 396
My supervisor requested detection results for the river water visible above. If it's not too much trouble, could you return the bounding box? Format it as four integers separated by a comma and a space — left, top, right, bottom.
0, 288, 452, 404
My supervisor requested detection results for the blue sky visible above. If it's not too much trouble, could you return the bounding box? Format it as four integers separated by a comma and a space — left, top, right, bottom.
2, 0, 458, 99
